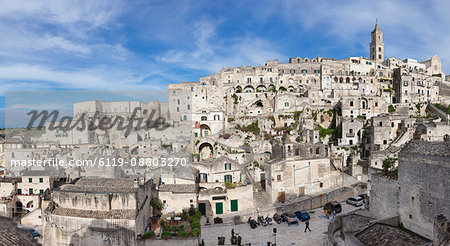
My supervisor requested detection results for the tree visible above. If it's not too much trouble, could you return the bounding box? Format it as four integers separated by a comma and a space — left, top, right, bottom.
382, 157, 396, 175
150, 198, 163, 211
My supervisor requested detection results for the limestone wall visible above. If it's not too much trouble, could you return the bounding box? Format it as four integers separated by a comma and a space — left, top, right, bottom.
369, 174, 399, 219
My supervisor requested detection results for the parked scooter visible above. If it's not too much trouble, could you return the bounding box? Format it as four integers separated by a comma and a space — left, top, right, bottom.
273, 213, 282, 224
247, 217, 258, 229
258, 216, 268, 226
266, 216, 273, 225
281, 213, 289, 222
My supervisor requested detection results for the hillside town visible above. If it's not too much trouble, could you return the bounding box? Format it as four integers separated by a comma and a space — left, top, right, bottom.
0, 23, 449, 246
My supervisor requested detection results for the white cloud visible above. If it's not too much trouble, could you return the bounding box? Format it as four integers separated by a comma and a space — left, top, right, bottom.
158, 20, 285, 73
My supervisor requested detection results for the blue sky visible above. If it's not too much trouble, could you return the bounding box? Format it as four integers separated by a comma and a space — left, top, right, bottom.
0, 0, 449, 127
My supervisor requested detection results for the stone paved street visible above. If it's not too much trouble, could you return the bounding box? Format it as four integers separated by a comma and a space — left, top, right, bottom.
202, 203, 363, 246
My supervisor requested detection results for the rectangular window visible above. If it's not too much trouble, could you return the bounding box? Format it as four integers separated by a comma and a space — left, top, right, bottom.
29, 188, 33, 194
39, 189, 44, 194
231, 200, 238, 212
247, 78, 251, 83
225, 163, 231, 170
17, 189, 22, 194
403, 81, 408, 86
277, 175, 281, 181
39, 178, 43, 183
224, 175, 232, 183
28, 178, 32, 183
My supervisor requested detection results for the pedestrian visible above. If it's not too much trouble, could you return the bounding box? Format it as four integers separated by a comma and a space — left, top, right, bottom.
231, 228, 234, 237
304, 220, 311, 232
287, 217, 291, 227
325, 210, 329, 219
333, 210, 336, 219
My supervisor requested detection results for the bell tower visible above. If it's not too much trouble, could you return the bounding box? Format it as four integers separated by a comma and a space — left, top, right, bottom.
370, 20, 384, 62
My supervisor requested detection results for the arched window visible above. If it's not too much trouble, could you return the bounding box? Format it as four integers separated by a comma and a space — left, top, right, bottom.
284, 102, 289, 107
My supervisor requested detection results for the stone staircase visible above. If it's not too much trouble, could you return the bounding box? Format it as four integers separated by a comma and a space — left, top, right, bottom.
253, 189, 271, 208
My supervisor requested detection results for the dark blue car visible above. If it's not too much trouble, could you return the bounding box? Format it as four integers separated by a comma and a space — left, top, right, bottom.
294, 210, 310, 221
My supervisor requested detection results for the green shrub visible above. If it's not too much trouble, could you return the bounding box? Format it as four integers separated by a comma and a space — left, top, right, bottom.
388, 105, 396, 113
178, 230, 189, 238
193, 211, 202, 220
192, 228, 201, 237
150, 198, 163, 211
141, 231, 155, 239
191, 219, 201, 229
162, 230, 172, 239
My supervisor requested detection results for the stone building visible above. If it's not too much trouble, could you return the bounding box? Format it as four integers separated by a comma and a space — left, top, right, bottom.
398, 140, 450, 240
414, 120, 450, 141
370, 22, 384, 63
265, 143, 339, 203
338, 118, 364, 146
43, 177, 153, 246
368, 140, 450, 243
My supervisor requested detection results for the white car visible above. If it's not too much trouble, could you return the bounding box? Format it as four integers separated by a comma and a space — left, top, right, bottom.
346, 196, 364, 207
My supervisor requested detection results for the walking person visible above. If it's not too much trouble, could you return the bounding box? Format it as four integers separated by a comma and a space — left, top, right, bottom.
304, 220, 311, 232
332, 210, 336, 219
325, 210, 329, 220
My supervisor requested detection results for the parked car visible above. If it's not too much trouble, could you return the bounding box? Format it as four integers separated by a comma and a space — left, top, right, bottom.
294, 210, 310, 221
346, 196, 364, 207
285, 214, 299, 225
28, 228, 41, 238
324, 201, 342, 214
358, 194, 368, 202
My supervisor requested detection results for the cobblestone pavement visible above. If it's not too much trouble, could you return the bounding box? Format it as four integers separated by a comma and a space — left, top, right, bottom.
201, 203, 364, 246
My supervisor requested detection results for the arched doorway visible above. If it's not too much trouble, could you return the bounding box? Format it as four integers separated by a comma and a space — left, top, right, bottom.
256, 85, 267, 92
288, 86, 295, 92
26, 201, 33, 209
244, 85, 255, 93
199, 124, 211, 137
198, 142, 213, 160
15, 201, 23, 216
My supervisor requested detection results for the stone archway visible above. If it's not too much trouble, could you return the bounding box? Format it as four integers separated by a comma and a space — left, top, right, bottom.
26, 201, 33, 209
15, 201, 23, 216
199, 124, 211, 137
244, 85, 255, 93
199, 142, 213, 160
288, 86, 295, 92
256, 85, 267, 92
